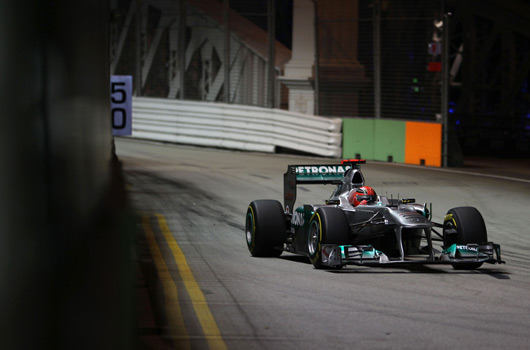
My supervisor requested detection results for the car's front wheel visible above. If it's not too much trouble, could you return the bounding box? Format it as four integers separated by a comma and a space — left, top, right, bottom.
308, 207, 350, 269
443, 206, 488, 270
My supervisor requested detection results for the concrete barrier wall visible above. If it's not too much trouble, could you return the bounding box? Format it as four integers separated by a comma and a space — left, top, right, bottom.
1, 1, 132, 349
343, 118, 442, 167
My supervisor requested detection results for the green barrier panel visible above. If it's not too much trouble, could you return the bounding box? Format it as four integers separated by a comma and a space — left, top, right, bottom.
342, 118, 375, 159
342, 118, 406, 163
373, 119, 406, 163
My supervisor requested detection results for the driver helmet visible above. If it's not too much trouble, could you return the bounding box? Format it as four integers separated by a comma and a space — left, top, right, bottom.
350, 186, 377, 206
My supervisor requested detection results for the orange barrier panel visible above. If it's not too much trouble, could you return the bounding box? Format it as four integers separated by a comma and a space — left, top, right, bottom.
405, 121, 442, 167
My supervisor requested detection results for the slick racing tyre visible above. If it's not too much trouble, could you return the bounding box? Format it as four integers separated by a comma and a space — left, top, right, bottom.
443, 206, 488, 270
308, 207, 350, 269
246, 200, 285, 257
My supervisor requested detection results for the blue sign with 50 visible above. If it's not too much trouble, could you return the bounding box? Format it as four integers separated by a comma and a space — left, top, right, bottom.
111, 75, 132, 136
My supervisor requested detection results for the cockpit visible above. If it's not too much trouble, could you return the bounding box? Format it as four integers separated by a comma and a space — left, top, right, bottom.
328, 168, 367, 206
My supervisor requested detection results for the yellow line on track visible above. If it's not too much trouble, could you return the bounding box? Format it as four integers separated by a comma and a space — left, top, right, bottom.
155, 214, 228, 350
141, 215, 191, 350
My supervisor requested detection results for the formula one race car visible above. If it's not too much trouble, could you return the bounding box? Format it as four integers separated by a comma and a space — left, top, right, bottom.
245, 159, 504, 270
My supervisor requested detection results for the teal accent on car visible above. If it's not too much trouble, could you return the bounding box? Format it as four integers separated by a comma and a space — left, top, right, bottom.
338, 245, 384, 259
362, 247, 383, 259
340, 245, 347, 259
443, 244, 483, 259
443, 244, 457, 256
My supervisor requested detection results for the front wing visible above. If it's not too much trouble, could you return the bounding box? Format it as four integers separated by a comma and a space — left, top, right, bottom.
321, 243, 505, 267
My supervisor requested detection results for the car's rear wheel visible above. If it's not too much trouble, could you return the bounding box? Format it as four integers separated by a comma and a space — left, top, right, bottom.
443, 206, 487, 270
308, 207, 350, 269
246, 200, 285, 257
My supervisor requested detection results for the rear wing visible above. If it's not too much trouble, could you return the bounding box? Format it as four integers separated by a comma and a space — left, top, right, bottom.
283, 159, 366, 213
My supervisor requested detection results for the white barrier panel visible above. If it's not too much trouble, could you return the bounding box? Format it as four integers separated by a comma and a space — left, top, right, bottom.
130, 97, 342, 157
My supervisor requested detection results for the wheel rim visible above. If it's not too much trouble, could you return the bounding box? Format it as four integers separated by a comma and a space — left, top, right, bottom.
245, 212, 254, 245
308, 220, 320, 256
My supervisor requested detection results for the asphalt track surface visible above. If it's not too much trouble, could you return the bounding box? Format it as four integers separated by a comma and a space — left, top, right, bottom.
116, 138, 530, 350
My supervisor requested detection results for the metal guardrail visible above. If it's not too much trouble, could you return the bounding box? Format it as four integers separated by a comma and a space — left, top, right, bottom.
131, 97, 342, 157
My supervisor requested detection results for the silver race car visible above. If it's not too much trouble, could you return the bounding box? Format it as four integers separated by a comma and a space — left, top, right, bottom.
245, 159, 504, 270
